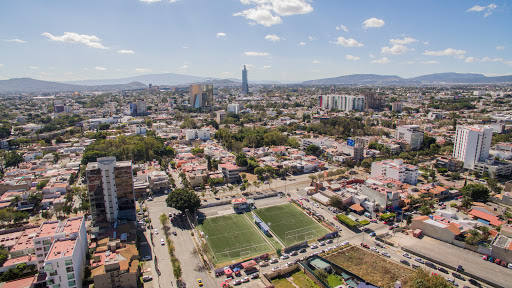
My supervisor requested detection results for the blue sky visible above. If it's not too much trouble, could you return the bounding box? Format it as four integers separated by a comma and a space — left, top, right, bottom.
0, 0, 511, 82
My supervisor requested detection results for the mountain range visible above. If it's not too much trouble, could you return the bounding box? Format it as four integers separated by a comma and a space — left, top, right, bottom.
1, 72, 511, 94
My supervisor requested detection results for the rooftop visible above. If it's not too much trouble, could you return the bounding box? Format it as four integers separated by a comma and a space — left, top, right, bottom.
46, 238, 76, 261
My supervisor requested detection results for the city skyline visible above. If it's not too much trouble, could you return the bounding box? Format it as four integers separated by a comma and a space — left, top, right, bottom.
1, 0, 511, 82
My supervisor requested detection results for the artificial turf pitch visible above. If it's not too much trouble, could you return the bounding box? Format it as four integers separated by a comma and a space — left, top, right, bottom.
199, 213, 273, 264
253, 203, 328, 247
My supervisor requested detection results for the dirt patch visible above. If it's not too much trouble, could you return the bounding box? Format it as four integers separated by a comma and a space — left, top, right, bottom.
324, 246, 413, 288
241, 173, 259, 183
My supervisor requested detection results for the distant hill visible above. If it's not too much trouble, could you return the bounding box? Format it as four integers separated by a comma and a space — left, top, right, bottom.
0, 78, 146, 94
302, 73, 512, 85
65, 73, 209, 86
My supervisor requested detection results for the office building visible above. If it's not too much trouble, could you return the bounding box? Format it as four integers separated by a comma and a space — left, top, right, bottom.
395, 125, 424, 150
190, 85, 213, 109
453, 125, 492, 169
371, 159, 418, 185
86, 157, 136, 226
242, 65, 249, 94
227, 103, 240, 114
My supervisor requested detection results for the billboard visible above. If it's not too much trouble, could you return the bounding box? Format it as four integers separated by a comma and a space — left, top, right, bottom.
347, 139, 355, 147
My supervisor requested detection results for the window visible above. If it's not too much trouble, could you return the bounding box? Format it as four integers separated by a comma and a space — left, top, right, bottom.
35, 241, 41, 245
68, 280, 76, 286
65, 260, 73, 266
66, 266, 74, 273
67, 273, 74, 280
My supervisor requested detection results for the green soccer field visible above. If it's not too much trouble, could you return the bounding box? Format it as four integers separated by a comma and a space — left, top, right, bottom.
253, 203, 328, 247
199, 213, 274, 264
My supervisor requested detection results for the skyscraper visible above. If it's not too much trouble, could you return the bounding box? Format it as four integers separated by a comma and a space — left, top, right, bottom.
190, 84, 213, 108
86, 156, 136, 226
242, 65, 249, 94
453, 125, 492, 169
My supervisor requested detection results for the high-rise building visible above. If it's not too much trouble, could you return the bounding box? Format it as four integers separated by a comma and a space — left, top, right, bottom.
242, 65, 249, 94
86, 157, 136, 226
318, 95, 365, 112
190, 84, 213, 108
395, 125, 424, 150
371, 159, 418, 185
128, 100, 147, 116
453, 125, 492, 169
227, 103, 240, 114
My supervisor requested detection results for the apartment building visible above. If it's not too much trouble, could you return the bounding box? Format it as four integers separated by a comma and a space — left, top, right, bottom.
218, 163, 241, 184
395, 125, 424, 150
318, 95, 365, 112
86, 157, 136, 226
453, 125, 492, 169
227, 103, 240, 114
370, 159, 418, 185
43, 238, 85, 288
361, 184, 400, 212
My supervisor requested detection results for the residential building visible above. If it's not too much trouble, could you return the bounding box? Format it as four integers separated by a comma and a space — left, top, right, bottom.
90, 245, 139, 288
190, 84, 213, 108
128, 100, 147, 116
86, 157, 136, 226
395, 125, 424, 150
361, 184, 400, 212
216, 110, 227, 123
473, 159, 512, 177
453, 125, 492, 169
185, 129, 211, 141
391, 102, 403, 112
410, 216, 461, 244
43, 238, 85, 288
370, 159, 418, 185
318, 95, 365, 112
242, 65, 249, 94
219, 163, 240, 184
227, 103, 240, 114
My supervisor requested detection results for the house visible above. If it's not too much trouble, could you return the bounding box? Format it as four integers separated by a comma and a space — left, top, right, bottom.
410, 216, 461, 244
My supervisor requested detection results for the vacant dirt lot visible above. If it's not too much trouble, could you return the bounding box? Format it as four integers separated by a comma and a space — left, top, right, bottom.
325, 246, 413, 288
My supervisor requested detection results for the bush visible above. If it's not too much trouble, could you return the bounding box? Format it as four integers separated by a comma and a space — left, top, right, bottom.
359, 219, 370, 226
336, 214, 360, 228
450, 203, 457, 208
380, 213, 396, 221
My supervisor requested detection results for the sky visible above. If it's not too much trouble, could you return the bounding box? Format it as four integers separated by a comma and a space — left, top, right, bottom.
1, 0, 511, 83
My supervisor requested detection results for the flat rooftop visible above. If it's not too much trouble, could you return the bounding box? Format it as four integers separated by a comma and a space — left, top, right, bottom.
46, 239, 76, 261
36, 221, 60, 238
62, 217, 83, 235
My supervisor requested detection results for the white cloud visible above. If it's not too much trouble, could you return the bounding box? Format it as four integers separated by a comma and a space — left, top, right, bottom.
94, 66, 107, 71
504, 61, 512, 66
4, 38, 26, 43
336, 25, 349, 32
117, 49, 134, 54
369, 54, 375, 58
179, 64, 189, 69
333, 37, 363, 47
423, 41, 429, 45
362, 17, 385, 29
308, 36, 315, 41
216, 32, 227, 38
371, 57, 391, 64
465, 57, 478, 63
0, 64, 4, 67
424, 48, 466, 56
244, 51, 270, 56
496, 46, 505, 50
298, 42, 306, 46
454, 55, 466, 60
421, 60, 439, 64
345, 55, 360, 61
135, 68, 151, 73
28, 66, 38, 69
234, 0, 313, 26
467, 4, 497, 17
312, 69, 321, 73
381, 44, 411, 55
389, 37, 417, 45
139, 0, 162, 2
312, 60, 320, 64
481, 56, 503, 62
41, 32, 108, 49
265, 34, 281, 42
262, 65, 272, 69
181, 45, 189, 49
245, 64, 256, 69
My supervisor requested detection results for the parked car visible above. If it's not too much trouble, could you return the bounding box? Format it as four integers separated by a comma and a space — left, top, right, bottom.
369, 232, 376, 237
160, 239, 165, 245
250, 273, 259, 279
341, 241, 349, 246
270, 258, 278, 264
412, 264, 420, 269
381, 252, 391, 258
310, 244, 318, 249
280, 254, 290, 260
319, 241, 326, 246
425, 261, 436, 269
414, 258, 424, 264
370, 247, 379, 253
290, 251, 298, 256
272, 267, 279, 271
242, 277, 249, 283
197, 279, 203, 287
299, 248, 307, 253
468, 279, 481, 287
482, 255, 488, 260
259, 261, 269, 267
143, 275, 153, 282
326, 239, 333, 244
400, 259, 410, 266
402, 253, 411, 259
142, 256, 151, 261
438, 267, 449, 274
452, 273, 465, 280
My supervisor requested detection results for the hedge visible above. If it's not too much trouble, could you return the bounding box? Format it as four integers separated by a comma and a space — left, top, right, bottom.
358, 219, 370, 226
380, 213, 396, 221
336, 214, 360, 228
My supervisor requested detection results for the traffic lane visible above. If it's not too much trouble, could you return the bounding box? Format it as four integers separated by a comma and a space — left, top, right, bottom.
395, 233, 512, 288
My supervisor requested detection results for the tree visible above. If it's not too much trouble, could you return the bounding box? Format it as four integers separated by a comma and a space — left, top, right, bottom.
254, 167, 265, 178
487, 178, 502, 194
4, 151, 23, 168
166, 188, 201, 212
305, 145, 321, 157
314, 269, 328, 282
41, 210, 53, 220
235, 153, 248, 167
329, 196, 343, 209
55, 136, 64, 144
406, 215, 412, 226
28, 193, 43, 208
461, 196, 473, 209
10, 195, 21, 207
419, 205, 432, 216
12, 211, 29, 223
36, 180, 49, 190
461, 184, 490, 202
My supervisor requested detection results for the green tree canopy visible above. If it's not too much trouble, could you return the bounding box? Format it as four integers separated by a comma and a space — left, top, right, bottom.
4, 151, 23, 168
461, 184, 490, 202
166, 188, 201, 213
305, 145, 321, 157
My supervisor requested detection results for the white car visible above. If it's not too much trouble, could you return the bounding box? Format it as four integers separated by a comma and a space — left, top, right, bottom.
286, 262, 293, 267
280, 254, 290, 260
341, 241, 349, 246
370, 247, 379, 253
381, 252, 391, 257
270, 258, 278, 264
154, 229, 158, 234
242, 277, 249, 283
160, 239, 165, 245
310, 244, 318, 249
319, 241, 326, 246
403, 253, 411, 259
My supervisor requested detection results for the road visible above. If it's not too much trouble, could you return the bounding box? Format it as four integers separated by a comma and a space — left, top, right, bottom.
145, 195, 221, 288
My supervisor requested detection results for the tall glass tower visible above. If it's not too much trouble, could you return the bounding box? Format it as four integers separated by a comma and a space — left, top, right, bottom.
242, 65, 249, 94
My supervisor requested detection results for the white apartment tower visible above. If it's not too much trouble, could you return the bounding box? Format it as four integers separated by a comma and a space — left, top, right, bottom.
453, 125, 493, 169
227, 103, 240, 114
371, 159, 418, 185
318, 95, 365, 112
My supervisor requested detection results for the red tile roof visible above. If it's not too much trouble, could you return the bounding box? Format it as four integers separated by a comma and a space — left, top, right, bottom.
469, 209, 504, 226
